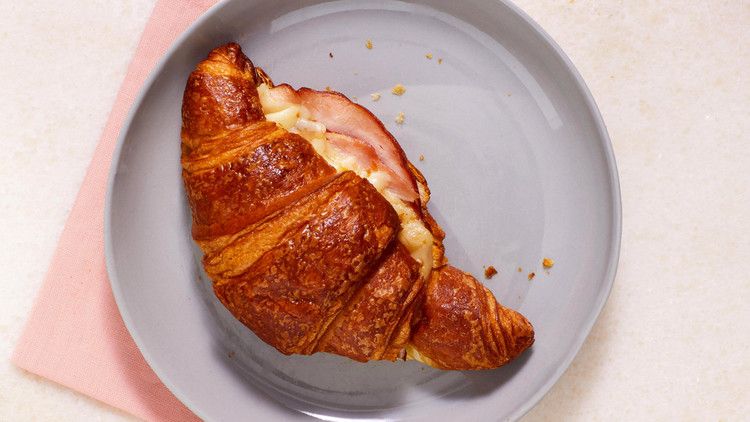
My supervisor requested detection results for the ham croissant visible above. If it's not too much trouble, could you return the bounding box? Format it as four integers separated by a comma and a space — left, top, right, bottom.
181, 43, 533, 370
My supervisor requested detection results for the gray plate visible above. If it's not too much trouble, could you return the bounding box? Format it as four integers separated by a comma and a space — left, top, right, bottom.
105, 0, 621, 420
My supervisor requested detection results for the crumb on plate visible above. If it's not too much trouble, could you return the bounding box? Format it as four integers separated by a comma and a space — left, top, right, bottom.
437, 58, 443, 64
370, 92, 381, 101
391, 84, 406, 96
527, 272, 536, 280
325, 86, 332, 92
419, 154, 424, 161
366, 39, 373, 49
542, 257, 555, 268
425, 53, 433, 59
395, 112, 405, 125
517, 267, 522, 272
484, 266, 498, 279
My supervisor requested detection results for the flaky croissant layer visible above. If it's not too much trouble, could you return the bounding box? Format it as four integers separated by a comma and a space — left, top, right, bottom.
181, 43, 533, 370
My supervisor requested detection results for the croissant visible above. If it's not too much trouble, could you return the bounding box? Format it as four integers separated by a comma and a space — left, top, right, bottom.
181, 43, 533, 370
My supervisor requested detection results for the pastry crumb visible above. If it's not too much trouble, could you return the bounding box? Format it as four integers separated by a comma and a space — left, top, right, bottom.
325, 86, 332, 92
542, 257, 555, 268
437, 58, 443, 64
527, 272, 536, 280
419, 154, 424, 161
329, 52, 333, 58
391, 84, 406, 96
425, 53, 433, 59
517, 267, 523, 272
395, 112, 405, 125
370, 92, 381, 101
366, 39, 373, 49
484, 266, 498, 279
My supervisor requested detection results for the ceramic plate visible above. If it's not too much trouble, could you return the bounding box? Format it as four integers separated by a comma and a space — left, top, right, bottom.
105, 0, 621, 420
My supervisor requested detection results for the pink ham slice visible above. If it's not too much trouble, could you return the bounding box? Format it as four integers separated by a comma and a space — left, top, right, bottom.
325, 132, 379, 172
266, 84, 419, 203
263, 83, 300, 104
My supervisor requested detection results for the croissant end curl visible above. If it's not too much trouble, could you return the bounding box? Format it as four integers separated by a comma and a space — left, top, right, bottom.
181, 43, 533, 370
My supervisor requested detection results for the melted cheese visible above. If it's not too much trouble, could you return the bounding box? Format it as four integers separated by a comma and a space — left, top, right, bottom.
258, 83, 434, 278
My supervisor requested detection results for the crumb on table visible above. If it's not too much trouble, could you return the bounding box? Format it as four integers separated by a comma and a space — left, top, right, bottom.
325, 86, 332, 92
437, 58, 443, 64
391, 84, 406, 96
517, 267, 522, 272
370, 92, 381, 101
395, 112, 405, 124
543, 257, 555, 268
484, 266, 498, 279
419, 154, 424, 161
527, 272, 536, 280
366, 39, 373, 49
425, 53, 433, 59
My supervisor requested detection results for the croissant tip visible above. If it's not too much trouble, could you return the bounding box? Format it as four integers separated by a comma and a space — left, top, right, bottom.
205, 42, 253, 71
219, 41, 243, 55
511, 315, 535, 358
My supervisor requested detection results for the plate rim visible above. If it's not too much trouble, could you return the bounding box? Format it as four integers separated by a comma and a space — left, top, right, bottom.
104, 0, 622, 420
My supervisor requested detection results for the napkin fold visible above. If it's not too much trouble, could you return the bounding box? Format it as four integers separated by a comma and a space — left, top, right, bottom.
12, 0, 218, 420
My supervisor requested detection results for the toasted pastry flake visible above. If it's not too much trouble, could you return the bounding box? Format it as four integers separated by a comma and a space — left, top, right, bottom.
527, 272, 536, 280
391, 84, 406, 96
395, 112, 405, 125
370, 92, 381, 101
517, 267, 523, 272
542, 257, 555, 268
366, 39, 373, 49
419, 154, 424, 161
484, 266, 498, 279
437, 58, 443, 64
425, 53, 433, 59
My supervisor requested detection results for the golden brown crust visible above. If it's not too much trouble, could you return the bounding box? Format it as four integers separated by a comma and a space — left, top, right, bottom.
213, 172, 400, 354
182, 124, 336, 239
316, 243, 422, 361
409, 266, 534, 370
181, 43, 265, 148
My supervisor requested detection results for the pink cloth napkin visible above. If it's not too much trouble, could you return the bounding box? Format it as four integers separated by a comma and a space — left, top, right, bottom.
12, 0, 220, 420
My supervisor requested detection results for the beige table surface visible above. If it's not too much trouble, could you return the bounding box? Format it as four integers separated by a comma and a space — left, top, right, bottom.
1, 1, 748, 420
